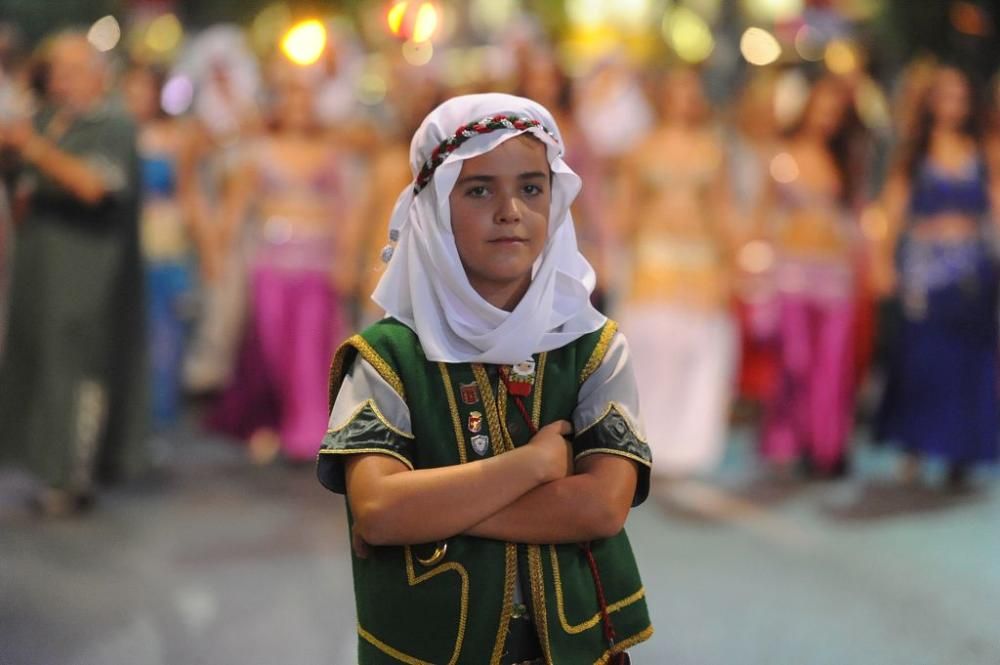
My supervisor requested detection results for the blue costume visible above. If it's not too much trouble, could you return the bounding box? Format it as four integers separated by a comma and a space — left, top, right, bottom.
141, 154, 194, 430
877, 156, 999, 466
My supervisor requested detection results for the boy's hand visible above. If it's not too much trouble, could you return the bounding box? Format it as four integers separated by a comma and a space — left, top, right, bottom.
526, 420, 574, 483
352, 527, 371, 559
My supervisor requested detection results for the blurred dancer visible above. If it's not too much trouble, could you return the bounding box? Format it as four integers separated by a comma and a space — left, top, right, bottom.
0, 34, 145, 514
518, 48, 612, 309
123, 64, 193, 431
354, 63, 442, 325
207, 64, 362, 463
876, 66, 999, 489
617, 67, 737, 477
175, 26, 262, 394
757, 76, 866, 477
729, 74, 782, 406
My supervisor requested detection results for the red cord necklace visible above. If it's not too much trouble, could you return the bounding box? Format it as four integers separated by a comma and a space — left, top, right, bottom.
498, 368, 627, 665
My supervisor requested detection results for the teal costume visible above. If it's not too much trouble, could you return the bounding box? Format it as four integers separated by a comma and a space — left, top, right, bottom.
318, 318, 653, 665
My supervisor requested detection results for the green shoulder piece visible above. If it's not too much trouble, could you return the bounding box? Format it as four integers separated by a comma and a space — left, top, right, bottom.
328, 318, 420, 410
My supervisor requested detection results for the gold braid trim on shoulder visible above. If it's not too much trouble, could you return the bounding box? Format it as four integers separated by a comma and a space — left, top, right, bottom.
592, 625, 654, 665
579, 320, 618, 386
328, 334, 406, 413
351, 335, 406, 399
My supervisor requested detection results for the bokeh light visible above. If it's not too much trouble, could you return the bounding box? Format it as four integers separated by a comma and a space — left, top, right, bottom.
87, 15, 121, 53
793, 25, 824, 62
663, 6, 715, 64
356, 72, 387, 106
160, 75, 194, 116
145, 14, 183, 54
469, 0, 520, 33
411, 3, 439, 43
740, 27, 781, 66
774, 68, 809, 128
566, 0, 608, 27
281, 19, 327, 66
742, 0, 803, 22
251, 4, 292, 54
387, 2, 440, 43
769, 152, 800, 183
738, 240, 776, 274
824, 39, 858, 75
401, 39, 434, 66
685, 0, 724, 25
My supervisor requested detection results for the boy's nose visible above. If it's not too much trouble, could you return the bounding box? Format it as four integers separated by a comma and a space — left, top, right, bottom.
495, 196, 522, 224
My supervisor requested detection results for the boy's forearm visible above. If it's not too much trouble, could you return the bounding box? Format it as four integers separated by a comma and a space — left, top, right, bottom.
465, 457, 638, 544
347, 447, 546, 546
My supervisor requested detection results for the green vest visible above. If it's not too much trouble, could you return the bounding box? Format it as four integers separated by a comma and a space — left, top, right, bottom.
320, 319, 652, 665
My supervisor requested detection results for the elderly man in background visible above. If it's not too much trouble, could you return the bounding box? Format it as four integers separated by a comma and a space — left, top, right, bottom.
0, 32, 146, 516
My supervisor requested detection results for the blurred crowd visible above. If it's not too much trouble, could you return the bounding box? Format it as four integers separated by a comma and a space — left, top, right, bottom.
0, 13, 998, 515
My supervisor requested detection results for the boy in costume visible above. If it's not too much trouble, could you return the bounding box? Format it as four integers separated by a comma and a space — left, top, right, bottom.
318, 94, 652, 664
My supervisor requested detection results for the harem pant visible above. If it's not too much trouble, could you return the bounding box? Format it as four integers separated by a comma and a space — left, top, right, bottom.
760, 285, 856, 471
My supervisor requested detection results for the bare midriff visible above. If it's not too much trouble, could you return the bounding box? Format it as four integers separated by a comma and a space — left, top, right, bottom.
909, 212, 980, 243
777, 208, 852, 261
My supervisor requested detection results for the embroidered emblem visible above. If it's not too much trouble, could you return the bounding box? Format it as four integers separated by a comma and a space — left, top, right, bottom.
512, 359, 536, 377
505, 359, 536, 397
459, 382, 480, 405
467, 411, 483, 434
471, 434, 490, 456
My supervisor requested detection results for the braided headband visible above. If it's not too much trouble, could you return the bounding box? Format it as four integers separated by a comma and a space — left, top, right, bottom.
412, 114, 556, 194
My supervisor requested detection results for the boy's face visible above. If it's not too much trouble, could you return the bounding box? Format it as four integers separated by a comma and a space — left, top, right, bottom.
449, 135, 551, 307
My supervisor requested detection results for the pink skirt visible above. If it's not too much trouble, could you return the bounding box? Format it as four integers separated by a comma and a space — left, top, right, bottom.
208, 237, 344, 461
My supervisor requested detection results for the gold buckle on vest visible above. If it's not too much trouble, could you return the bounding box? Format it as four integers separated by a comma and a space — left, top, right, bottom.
416, 541, 447, 566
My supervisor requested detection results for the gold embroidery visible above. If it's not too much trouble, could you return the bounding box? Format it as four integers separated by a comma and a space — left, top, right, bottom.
549, 545, 646, 635
472, 363, 519, 665
358, 626, 433, 665
531, 352, 548, 428
574, 403, 648, 444
317, 447, 414, 471
497, 382, 515, 452
592, 625, 654, 665
472, 365, 506, 456
356, 546, 470, 665
328, 335, 406, 412
352, 335, 406, 399
327, 399, 415, 440
527, 545, 553, 664
579, 320, 618, 386
438, 363, 468, 464
327, 341, 351, 410
489, 543, 518, 665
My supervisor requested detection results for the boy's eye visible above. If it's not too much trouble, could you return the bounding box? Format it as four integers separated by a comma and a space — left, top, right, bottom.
465, 186, 489, 198
523, 183, 544, 196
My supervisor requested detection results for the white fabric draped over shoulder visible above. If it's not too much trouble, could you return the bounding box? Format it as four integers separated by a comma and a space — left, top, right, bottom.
371, 93, 606, 365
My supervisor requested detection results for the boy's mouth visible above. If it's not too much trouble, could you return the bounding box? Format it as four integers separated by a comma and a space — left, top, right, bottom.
489, 236, 528, 244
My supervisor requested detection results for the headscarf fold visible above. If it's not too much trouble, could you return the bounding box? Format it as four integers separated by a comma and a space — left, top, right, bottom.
372, 93, 605, 364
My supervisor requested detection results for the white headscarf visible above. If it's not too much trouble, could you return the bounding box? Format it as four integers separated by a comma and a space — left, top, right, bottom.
371, 93, 605, 365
